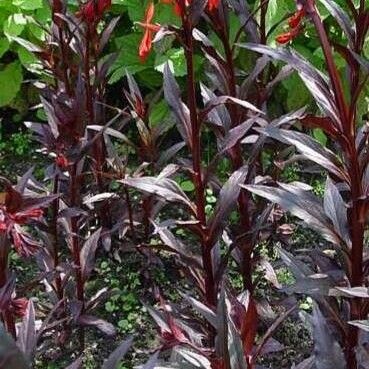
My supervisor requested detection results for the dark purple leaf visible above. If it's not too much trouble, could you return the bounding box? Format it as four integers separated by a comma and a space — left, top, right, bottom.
242, 184, 340, 244
310, 306, 345, 369
319, 0, 354, 45
163, 63, 192, 146
102, 337, 133, 369
208, 165, 249, 243
238, 43, 341, 127
80, 228, 102, 282
64, 357, 83, 369
255, 127, 348, 181
0, 324, 29, 369
120, 176, 196, 214
17, 300, 36, 359
78, 315, 116, 336
323, 177, 350, 246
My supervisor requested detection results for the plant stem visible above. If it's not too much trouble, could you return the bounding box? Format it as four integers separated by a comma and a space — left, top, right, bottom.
183, 20, 216, 308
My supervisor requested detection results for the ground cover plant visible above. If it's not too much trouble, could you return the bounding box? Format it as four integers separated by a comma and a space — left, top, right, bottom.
0, 0, 368, 368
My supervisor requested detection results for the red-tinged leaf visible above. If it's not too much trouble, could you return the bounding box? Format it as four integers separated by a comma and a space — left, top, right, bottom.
237, 43, 341, 127
330, 286, 369, 298
219, 118, 257, 154
241, 297, 257, 356
17, 300, 36, 359
78, 315, 116, 336
102, 337, 133, 369
300, 115, 340, 139
259, 259, 281, 289
310, 306, 345, 369
163, 63, 192, 146
141, 351, 160, 369
200, 84, 231, 130
323, 177, 350, 247
99, 17, 120, 52
0, 277, 15, 311
181, 293, 217, 328
319, 0, 355, 46
157, 142, 186, 167
0, 324, 29, 369
120, 177, 196, 214
64, 357, 83, 369
208, 166, 249, 244
291, 356, 315, 369
80, 228, 102, 282
152, 222, 202, 268
175, 347, 212, 368
253, 305, 296, 360
201, 95, 263, 120
241, 184, 341, 245
348, 320, 369, 332
255, 127, 347, 181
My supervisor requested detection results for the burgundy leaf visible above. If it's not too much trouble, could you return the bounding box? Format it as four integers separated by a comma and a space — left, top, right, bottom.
17, 300, 36, 359
78, 315, 116, 336
80, 228, 102, 282
102, 337, 133, 369
120, 176, 196, 214
0, 324, 29, 369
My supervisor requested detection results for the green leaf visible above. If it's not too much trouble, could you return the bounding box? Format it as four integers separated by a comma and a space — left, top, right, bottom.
0, 38, 10, 58
4, 13, 27, 37
12, 0, 43, 10
149, 99, 169, 127
155, 48, 187, 77
0, 61, 23, 107
180, 180, 195, 192
313, 128, 327, 146
110, 33, 153, 83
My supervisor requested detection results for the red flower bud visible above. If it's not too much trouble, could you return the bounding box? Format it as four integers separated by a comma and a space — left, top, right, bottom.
77, 0, 111, 23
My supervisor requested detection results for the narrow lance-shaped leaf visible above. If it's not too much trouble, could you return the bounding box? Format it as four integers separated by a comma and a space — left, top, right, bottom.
17, 300, 36, 360
102, 337, 133, 369
120, 176, 196, 214
241, 184, 341, 245
64, 357, 83, 369
163, 63, 192, 147
318, 0, 355, 46
0, 323, 29, 369
323, 177, 350, 247
80, 228, 102, 282
310, 306, 345, 369
208, 166, 249, 244
237, 43, 341, 127
255, 126, 348, 182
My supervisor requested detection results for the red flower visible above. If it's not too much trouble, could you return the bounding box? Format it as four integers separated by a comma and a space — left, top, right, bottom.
276, 26, 301, 44
56, 154, 69, 169
161, 0, 184, 16
288, 8, 306, 29
276, 6, 306, 44
77, 0, 111, 23
207, 0, 219, 11
137, 2, 160, 62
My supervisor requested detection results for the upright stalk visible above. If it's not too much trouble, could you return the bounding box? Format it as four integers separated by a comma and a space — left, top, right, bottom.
307, 2, 366, 367
0, 237, 16, 339
183, 17, 216, 309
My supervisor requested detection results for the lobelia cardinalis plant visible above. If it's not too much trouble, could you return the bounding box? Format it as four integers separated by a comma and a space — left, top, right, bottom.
122, 1, 302, 368
238, 0, 369, 367
16, 0, 125, 351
